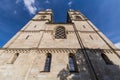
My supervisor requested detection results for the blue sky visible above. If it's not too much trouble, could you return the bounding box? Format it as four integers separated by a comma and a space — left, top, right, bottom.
0, 0, 120, 48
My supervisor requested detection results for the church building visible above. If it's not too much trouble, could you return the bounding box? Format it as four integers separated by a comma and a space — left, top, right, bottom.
0, 9, 120, 80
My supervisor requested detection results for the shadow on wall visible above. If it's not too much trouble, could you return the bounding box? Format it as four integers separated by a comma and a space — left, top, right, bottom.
57, 69, 70, 80
57, 48, 120, 80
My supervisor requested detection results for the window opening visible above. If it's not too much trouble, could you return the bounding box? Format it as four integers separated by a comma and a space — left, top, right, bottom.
69, 54, 78, 72
11, 53, 19, 64
101, 53, 113, 65
44, 53, 52, 72
75, 16, 82, 20
55, 26, 66, 39
89, 35, 94, 40
26, 35, 29, 39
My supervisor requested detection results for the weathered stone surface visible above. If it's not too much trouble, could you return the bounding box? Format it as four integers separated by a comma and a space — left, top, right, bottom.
0, 9, 120, 80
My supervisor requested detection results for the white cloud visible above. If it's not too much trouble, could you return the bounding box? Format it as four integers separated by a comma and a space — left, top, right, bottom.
16, 0, 37, 14
68, 1, 73, 7
23, 0, 37, 14
115, 42, 120, 49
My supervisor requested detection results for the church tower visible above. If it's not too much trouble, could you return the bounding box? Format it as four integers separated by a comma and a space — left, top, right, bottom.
0, 9, 120, 80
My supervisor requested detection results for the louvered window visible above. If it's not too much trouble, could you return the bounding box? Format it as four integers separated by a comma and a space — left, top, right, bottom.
55, 26, 66, 39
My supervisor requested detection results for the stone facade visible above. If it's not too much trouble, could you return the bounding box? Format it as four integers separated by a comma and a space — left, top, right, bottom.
0, 9, 120, 80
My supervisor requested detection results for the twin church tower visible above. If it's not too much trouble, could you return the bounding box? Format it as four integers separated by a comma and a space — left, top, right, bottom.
0, 9, 120, 80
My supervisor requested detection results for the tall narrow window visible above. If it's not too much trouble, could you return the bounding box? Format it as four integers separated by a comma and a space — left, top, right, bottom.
69, 54, 78, 72
26, 35, 29, 39
11, 53, 19, 64
44, 53, 52, 72
55, 26, 66, 39
101, 53, 113, 65
89, 35, 94, 40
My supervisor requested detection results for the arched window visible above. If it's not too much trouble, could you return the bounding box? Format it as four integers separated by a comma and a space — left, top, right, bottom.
69, 53, 78, 72
75, 16, 82, 20
11, 53, 19, 64
44, 53, 52, 72
55, 26, 66, 39
101, 53, 113, 65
